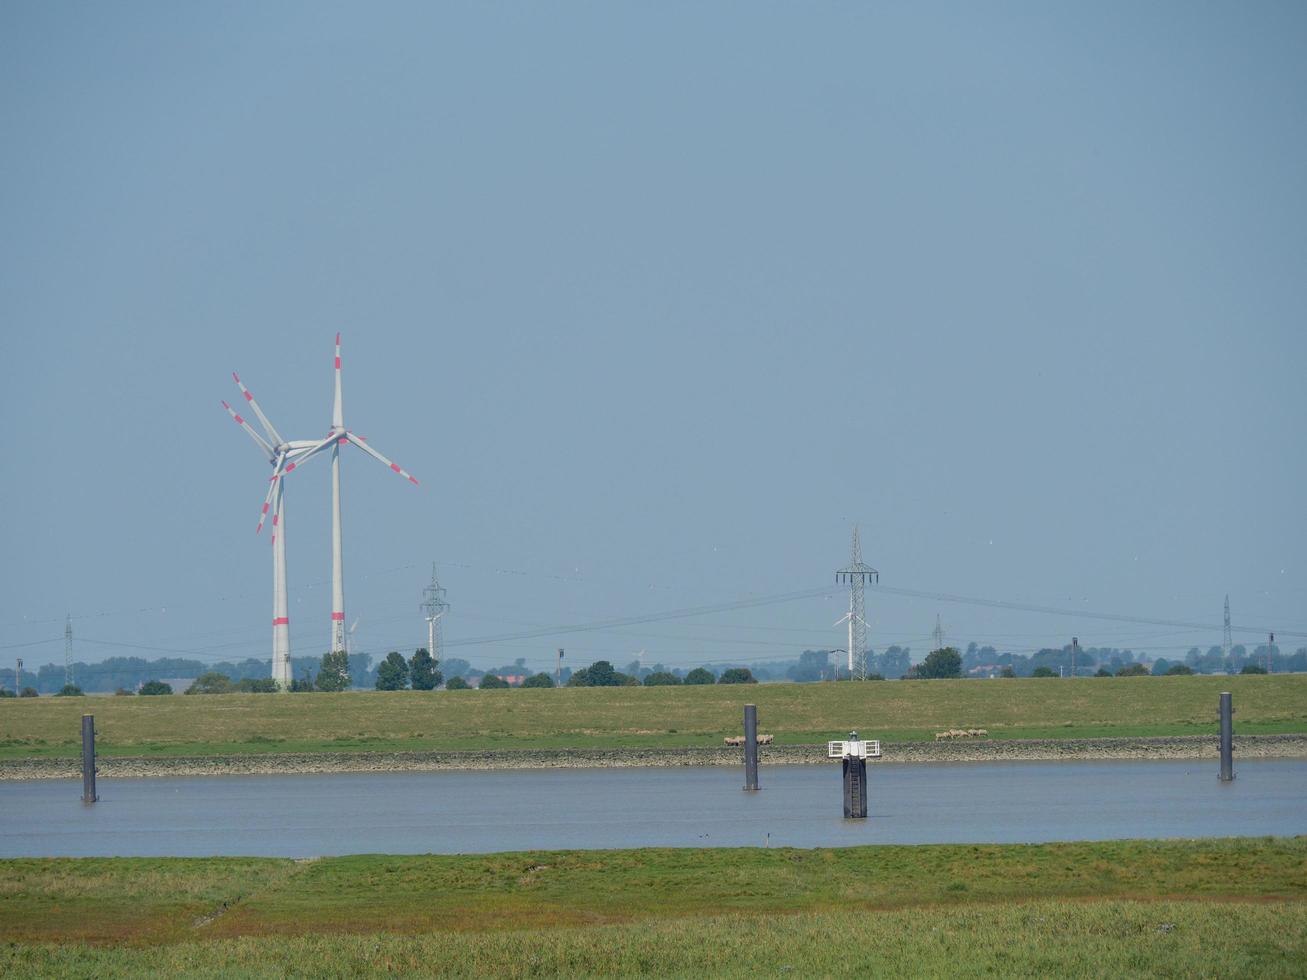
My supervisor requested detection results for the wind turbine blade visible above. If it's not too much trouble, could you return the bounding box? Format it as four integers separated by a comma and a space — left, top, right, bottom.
332, 333, 344, 430
232, 373, 285, 447
256, 473, 279, 534
257, 451, 289, 534
221, 400, 274, 458
269, 474, 285, 546
345, 432, 419, 485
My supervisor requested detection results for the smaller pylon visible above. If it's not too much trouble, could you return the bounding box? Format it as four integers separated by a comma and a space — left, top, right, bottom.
64, 614, 74, 689
932, 615, 944, 653
1222, 595, 1232, 662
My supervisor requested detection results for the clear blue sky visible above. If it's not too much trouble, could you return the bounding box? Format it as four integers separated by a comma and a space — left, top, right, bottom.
2, 1, 1304, 674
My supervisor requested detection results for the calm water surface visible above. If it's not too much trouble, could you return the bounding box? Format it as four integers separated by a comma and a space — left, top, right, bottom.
1, 759, 1302, 857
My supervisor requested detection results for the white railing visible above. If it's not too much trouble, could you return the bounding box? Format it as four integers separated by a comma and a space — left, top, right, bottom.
828, 739, 881, 759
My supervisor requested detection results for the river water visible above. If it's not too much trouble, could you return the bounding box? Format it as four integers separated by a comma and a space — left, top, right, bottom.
1, 759, 1302, 858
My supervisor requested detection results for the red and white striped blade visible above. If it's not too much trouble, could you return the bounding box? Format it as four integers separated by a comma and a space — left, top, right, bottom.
268, 476, 284, 546
255, 469, 280, 534
222, 400, 274, 458
232, 372, 285, 447
256, 450, 292, 533
331, 333, 344, 430
345, 432, 419, 485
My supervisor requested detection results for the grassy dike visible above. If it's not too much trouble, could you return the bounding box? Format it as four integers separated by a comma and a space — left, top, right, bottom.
2, 839, 1305, 977
2, 674, 1305, 761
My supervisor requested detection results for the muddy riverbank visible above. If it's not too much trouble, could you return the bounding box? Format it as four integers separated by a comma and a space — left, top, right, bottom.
2, 734, 1304, 780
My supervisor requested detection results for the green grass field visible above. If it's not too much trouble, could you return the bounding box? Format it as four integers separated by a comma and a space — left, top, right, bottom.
2, 674, 1304, 760
2, 839, 1305, 977
2, 901, 1303, 978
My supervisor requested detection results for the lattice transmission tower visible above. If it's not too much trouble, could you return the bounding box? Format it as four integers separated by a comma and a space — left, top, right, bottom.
64, 614, 74, 688
835, 526, 878, 680
932, 615, 945, 652
421, 563, 450, 665
1222, 595, 1232, 662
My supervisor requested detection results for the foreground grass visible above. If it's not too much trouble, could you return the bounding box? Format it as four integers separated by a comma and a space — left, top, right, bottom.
2, 674, 1304, 760
3, 900, 1304, 978
2, 838, 1305, 943
1, 839, 1305, 977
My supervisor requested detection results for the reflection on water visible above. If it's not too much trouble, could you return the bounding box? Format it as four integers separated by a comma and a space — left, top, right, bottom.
0, 759, 1302, 858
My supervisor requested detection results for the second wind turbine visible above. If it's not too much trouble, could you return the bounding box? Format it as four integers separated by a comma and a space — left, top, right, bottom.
274, 334, 420, 654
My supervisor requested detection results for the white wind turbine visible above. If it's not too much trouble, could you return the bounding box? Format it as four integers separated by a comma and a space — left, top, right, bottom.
221, 375, 324, 689
276, 334, 419, 653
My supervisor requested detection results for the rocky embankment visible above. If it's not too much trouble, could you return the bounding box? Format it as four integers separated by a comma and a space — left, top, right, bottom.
2, 734, 1304, 780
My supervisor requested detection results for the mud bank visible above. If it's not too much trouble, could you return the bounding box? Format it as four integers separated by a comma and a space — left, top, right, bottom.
2, 734, 1304, 780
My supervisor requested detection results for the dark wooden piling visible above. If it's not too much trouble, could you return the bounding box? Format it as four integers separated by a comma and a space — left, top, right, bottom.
81, 714, 97, 803
1219, 692, 1234, 782
743, 703, 759, 791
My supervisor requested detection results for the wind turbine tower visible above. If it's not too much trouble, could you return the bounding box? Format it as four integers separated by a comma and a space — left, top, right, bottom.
421, 564, 449, 662
835, 526, 879, 680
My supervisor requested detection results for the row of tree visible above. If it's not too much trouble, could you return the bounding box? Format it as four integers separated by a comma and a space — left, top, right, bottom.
8, 638, 1304, 696
375, 658, 757, 690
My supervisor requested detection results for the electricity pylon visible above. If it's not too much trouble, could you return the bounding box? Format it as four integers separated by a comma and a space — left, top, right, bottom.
421, 563, 449, 664
835, 526, 878, 680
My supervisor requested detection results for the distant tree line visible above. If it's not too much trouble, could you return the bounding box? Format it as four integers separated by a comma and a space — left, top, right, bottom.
0, 652, 378, 695
771, 642, 1307, 681
7, 638, 1304, 696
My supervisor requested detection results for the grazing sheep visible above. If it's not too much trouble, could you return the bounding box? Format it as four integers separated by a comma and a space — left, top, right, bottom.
723, 734, 774, 746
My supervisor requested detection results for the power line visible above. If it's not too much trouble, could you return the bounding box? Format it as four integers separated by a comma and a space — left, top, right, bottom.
11, 578, 1307, 672
867, 584, 1305, 639
444, 587, 833, 648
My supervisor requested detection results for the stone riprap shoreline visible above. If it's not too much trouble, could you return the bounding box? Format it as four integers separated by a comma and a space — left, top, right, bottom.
2, 734, 1304, 780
